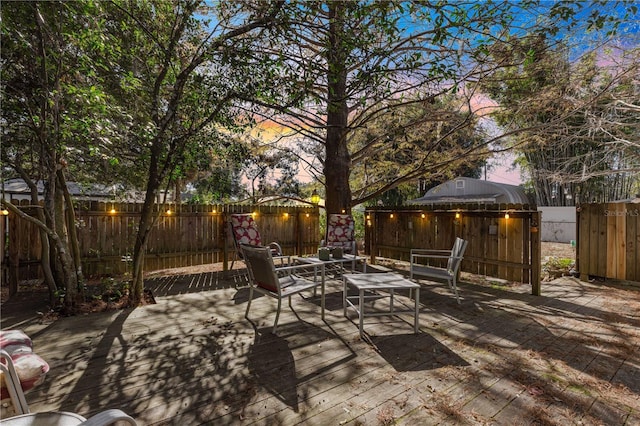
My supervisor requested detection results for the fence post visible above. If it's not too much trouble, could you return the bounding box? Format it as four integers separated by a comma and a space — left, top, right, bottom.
1, 210, 6, 291
222, 210, 229, 272
530, 211, 541, 296
369, 211, 377, 265
7, 205, 19, 296
575, 206, 581, 280
296, 210, 303, 256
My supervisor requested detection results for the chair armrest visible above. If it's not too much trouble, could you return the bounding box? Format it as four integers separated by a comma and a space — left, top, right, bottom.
275, 263, 320, 276
411, 253, 452, 261
268, 242, 283, 255
0, 350, 30, 415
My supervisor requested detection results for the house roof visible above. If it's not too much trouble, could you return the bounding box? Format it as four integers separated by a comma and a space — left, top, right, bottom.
2, 178, 143, 201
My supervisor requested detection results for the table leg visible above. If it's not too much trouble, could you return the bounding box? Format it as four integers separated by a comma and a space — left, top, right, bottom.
414, 287, 420, 334
321, 264, 325, 320
343, 276, 347, 317
359, 289, 365, 338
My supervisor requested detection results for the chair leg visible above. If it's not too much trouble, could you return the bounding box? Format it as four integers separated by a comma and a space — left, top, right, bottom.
273, 298, 282, 334
451, 278, 461, 304
245, 287, 254, 318
230, 252, 237, 270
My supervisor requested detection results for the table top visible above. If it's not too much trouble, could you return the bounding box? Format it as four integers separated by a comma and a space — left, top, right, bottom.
294, 254, 360, 264
343, 273, 420, 290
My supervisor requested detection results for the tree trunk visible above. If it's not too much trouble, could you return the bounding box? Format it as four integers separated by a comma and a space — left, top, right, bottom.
324, 1, 352, 215
131, 147, 162, 305
131, 199, 155, 305
53, 178, 79, 306
58, 169, 85, 299
19, 170, 58, 301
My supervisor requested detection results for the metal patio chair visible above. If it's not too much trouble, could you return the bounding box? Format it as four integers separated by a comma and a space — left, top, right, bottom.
410, 237, 468, 304
241, 244, 322, 334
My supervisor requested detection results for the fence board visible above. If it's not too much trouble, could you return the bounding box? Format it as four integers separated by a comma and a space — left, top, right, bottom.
579, 203, 639, 283
498, 215, 508, 279
465, 214, 482, 275
485, 216, 499, 278
627, 210, 640, 280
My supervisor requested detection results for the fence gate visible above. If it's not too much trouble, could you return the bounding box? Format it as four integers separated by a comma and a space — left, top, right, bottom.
578, 203, 640, 283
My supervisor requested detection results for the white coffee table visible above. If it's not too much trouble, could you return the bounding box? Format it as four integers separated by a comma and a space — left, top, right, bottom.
343, 273, 420, 338
293, 255, 366, 320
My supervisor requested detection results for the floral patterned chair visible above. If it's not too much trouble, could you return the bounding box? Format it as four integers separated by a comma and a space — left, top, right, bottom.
322, 213, 356, 254
229, 213, 287, 269
0, 330, 137, 424
0, 330, 49, 416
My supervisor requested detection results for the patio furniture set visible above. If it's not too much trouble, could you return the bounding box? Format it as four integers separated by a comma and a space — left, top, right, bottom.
234, 212, 467, 338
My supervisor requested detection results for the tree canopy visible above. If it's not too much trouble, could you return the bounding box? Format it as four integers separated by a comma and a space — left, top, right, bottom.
480, 32, 640, 204
242, 0, 639, 212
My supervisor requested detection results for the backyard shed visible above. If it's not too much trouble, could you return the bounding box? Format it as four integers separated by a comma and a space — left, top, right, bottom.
408, 177, 531, 206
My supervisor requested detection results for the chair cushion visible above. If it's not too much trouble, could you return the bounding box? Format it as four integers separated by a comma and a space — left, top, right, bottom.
1, 352, 50, 401
0, 330, 32, 354
231, 214, 262, 246
327, 241, 352, 251
241, 245, 279, 292
326, 214, 354, 251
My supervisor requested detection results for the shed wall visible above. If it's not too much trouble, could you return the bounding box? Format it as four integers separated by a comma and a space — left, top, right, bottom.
538, 207, 576, 243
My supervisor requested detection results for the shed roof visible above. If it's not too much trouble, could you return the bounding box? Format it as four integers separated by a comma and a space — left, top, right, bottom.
408, 177, 531, 205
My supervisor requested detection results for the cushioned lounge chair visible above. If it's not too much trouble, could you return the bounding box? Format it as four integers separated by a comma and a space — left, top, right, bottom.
321, 213, 356, 254
1, 349, 137, 425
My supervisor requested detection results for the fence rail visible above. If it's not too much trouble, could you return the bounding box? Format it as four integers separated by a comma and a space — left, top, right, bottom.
4, 200, 320, 285
364, 204, 541, 295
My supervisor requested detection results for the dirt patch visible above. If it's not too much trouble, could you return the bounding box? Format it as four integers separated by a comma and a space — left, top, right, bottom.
541, 241, 575, 260
0, 278, 156, 323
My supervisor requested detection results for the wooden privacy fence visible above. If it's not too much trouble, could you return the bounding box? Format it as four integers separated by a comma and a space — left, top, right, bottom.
5, 200, 320, 284
364, 204, 542, 295
578, 202, 640, 283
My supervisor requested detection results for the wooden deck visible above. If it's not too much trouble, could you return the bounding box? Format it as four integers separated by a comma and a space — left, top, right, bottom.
2, 267, 639, 425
